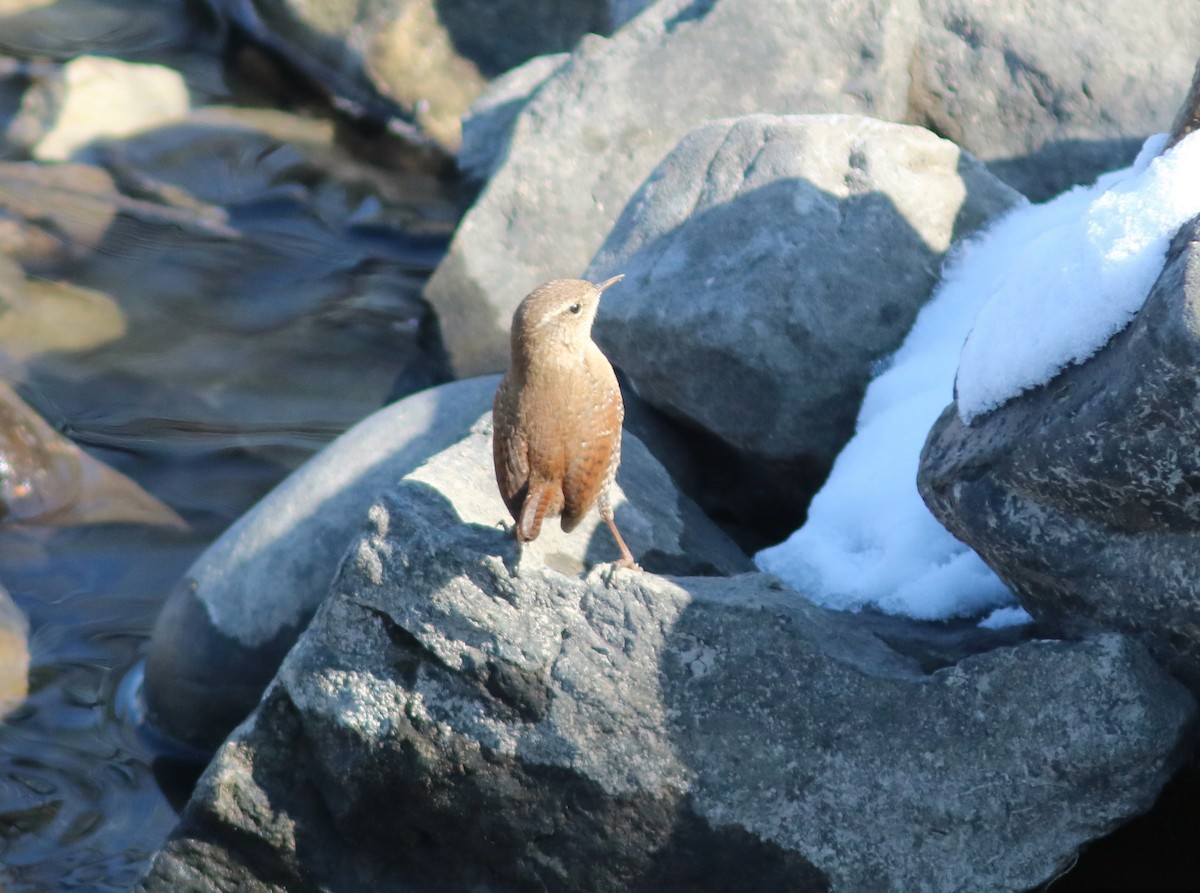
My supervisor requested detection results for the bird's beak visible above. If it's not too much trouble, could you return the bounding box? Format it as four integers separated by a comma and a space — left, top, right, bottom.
595, 274, 624, 293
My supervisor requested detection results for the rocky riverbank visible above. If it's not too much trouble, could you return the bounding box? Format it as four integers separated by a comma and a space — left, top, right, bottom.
6, 0, 1198, 890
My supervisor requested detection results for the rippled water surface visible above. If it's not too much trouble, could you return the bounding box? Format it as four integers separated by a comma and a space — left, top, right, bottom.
0, 7, 460, 887
0, 523, 207, 890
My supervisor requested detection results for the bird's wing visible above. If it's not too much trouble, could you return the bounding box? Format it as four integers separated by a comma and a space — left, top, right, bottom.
492, 375, 529, 521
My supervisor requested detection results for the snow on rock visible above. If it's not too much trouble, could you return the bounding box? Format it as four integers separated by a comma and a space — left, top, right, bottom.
757, 131, 1200, 621
956, 131, 1200, 422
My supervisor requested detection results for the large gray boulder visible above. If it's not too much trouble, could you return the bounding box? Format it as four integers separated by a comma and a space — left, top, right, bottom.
424, 0, 1200, 377
919, 214, 1200, 694
911, 0, 1200, 201
143, 376, 502, 751
587, 114, 1021, 471
136, 464, 1195, 892
458, 53, 569, 182
425, 0, 923, 375
144, 376, 750, 751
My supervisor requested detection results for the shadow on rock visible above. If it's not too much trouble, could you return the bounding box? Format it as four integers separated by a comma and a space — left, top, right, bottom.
135, 475, 1195, 893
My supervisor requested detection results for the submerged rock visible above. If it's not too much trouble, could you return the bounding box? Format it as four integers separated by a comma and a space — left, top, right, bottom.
920, 213, 1200, 695
0, 381, 185, 529
137, 469, 1194, 892
0, 584, 28, 717
33, 56, 190, 162
206, 0, 623, 150
2, 105, 456, 467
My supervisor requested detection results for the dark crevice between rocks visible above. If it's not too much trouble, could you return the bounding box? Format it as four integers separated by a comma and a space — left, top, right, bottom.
621, 400, 824, 554
860, 610, 1039, 675
433, 0, 610, 79
1027, 746, 1200, 893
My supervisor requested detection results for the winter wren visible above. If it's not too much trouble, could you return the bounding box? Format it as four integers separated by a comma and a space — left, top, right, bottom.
492, 276, 640, 569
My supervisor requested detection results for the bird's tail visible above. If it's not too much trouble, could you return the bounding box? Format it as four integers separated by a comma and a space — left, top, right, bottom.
517, 482, 557, 542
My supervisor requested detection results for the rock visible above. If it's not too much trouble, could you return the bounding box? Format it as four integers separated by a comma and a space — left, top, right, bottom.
1166, 58, 1200, 150
424, 0, 923, 376
0, 254, 124, 367
33, 56, 190, 161
919, 214, 1200, 694
0, 380, 186, 528
136, 474, 1195, 892
144, 375, 749, 750
0, 57, 62, 158
0, 155, 239, 269
207, 0, 619, 151
458, 53, 569, 182
141, 376, 498, 751
423, 0, 1200, 377
0, 583, 28, 717
911, 0, 1200, 201
588, 114, 1021, 476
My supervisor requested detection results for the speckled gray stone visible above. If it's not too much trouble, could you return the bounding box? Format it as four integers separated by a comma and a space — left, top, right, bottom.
144, 376, 749, 751
921, 214, 1200, 695
138, 473, 1194, 892
587, 113, 1022, 467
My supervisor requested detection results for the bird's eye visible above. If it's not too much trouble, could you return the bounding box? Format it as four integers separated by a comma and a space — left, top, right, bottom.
568, 303, 582, 314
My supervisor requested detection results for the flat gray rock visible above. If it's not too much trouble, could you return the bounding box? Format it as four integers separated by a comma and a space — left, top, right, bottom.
588, 114, 1021, 468
137, 470, 1194, 892
144, 376, 749, 751
920, 214, 1200, 695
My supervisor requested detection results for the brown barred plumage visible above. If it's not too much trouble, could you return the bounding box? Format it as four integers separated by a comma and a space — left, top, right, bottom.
492, 276, 639, 570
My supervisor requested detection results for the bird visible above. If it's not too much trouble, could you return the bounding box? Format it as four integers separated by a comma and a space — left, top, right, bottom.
492, 275, 640, 570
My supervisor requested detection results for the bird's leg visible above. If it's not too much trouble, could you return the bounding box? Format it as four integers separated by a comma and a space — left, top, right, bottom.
599, 495, 641, 572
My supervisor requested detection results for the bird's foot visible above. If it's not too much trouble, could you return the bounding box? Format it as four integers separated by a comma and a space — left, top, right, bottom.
598, 557, 642, 585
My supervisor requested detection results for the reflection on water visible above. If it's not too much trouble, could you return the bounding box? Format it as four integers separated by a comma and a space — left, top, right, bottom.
0, 15, 460, 887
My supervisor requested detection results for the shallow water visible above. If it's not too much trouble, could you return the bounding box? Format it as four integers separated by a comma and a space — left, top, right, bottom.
0, 10, 459, 887
0, 522, 207, 891
0, 206, 453, 891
